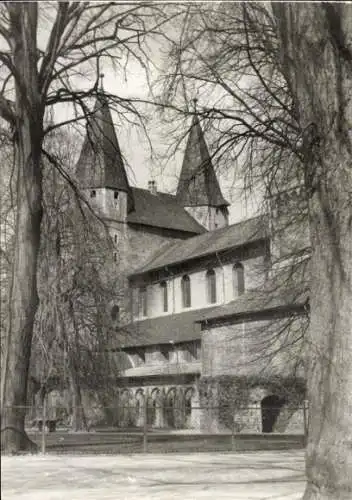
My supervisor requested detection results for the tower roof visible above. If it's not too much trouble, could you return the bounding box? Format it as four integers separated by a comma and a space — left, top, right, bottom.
176, 115, 229, 207
76, 94, 134, 212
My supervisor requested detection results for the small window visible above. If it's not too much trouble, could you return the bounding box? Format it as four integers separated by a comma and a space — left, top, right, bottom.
114, 191, 119, 200
113, 252, 117, 262
139, 286, 148, 317
160, 346, 169, 361
160, 281, 168, 312
181, 275, 191, 308
90, 190, 96, 198
206, 269, 217, 303
185, 341, 199, 360
114, 234, 118, 243
233, 262, 245, 297
111, 305, 119, 322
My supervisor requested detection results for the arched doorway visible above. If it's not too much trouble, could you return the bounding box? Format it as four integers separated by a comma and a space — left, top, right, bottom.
135, 390, 145, 427
261, 395, 286, 433
184, 388, 194, 428
147, 390, 158, 427
165, 388, 176, 428
119, 390, 132, 428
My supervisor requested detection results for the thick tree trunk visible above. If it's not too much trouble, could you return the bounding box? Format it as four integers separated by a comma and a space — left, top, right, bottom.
0, 141, 43, 453
68, 300, 88, 432
69, 370, 87, 432
304, 151, 352, 500
0, 2, 43, 454
58, 298, 87, 432
272, 3, 352, 499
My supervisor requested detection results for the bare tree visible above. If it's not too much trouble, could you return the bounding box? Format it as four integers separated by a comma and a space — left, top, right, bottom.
29, 128, 120, 431
162, 2, 352, 499
0, 142, 15, 364
0, 1, 175, 452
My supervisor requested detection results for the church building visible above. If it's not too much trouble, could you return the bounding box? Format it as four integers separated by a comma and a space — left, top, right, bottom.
75, 94, 309, 434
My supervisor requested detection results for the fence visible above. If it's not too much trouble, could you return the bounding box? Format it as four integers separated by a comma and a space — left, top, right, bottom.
1, 402, 308, 454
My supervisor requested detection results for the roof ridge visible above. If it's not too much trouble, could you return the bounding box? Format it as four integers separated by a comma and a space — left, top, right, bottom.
131, 186, 176, 198
130, 214, 268, 277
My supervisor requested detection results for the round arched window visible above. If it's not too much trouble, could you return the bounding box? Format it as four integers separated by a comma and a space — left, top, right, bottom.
233, 262, 245, 297
111, 304, 120, 322
181, 275, 191, 308
206, 269, 217, 304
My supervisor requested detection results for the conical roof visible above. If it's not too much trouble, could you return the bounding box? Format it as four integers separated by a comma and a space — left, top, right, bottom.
176, 115, 229, 207
76, 94, 134, 212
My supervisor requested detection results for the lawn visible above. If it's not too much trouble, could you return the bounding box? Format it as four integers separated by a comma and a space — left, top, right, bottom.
26, 430, 305, 454
1, 450, 306, 499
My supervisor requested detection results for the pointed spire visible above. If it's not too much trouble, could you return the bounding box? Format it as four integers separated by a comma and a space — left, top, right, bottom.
76, 92, 134, 212
176, 113, 229, 208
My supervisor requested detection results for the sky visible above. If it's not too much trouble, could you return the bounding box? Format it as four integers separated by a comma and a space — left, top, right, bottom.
0, 3, 262, 225
51, 57, 261, 224
68, 58, 262, 224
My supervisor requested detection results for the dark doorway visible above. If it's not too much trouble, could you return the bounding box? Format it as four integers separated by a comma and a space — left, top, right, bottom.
165, 390, 176, 428
261, 395, 286, 433
147, 398, 156, 426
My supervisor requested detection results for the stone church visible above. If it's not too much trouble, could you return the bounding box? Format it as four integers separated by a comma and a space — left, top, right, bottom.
73, 93, 309, 433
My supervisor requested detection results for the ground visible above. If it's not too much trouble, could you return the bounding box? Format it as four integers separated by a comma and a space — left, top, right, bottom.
1, 451, 305, 499
24, 429, 305, 454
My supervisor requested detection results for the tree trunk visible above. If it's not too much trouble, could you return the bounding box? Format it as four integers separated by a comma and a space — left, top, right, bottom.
0, 139, 43, 453
303, 138, 352, 500
0, 2, 44, 454
273, 3, 352, 499
69, 369, 87, 432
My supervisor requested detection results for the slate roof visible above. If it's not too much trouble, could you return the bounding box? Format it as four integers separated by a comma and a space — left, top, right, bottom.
114, 306, 220, 348
130, 215, 267, 276
113, 286, 308, 350
176, 115, 229, 207
75, 94, 134, 212
127, 188, 206, 234
196, 287, 309, 326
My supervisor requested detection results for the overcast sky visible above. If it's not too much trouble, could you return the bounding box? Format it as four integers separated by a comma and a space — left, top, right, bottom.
1, 4, 262, 225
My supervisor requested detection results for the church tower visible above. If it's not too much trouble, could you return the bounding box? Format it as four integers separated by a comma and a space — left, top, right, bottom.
176, 113, 229, 231
76, 91, 134, 225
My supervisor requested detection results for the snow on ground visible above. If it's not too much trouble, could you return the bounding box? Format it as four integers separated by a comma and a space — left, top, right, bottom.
1, 450, 306, 500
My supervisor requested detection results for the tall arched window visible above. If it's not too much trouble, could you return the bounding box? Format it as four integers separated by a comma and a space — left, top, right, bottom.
181, 275, 191, 308
139, 286, 148, 317
233, 262, 245, 297
206, 269, 217, 304
111, 304, 120, 322
160, 281, 168, 312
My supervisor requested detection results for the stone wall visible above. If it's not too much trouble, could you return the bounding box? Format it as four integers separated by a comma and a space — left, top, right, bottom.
201, 315, 307, 378
198, 376, 306, 434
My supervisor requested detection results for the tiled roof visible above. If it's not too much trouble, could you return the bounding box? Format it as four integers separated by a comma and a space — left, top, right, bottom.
130, 215, 267, 276
176, 115, 229, 207
114, 306, 220, 348
113, 286, 307, 350
127, 188, 206, 234
76, 95, 134, 212
196, 287, 309, 326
